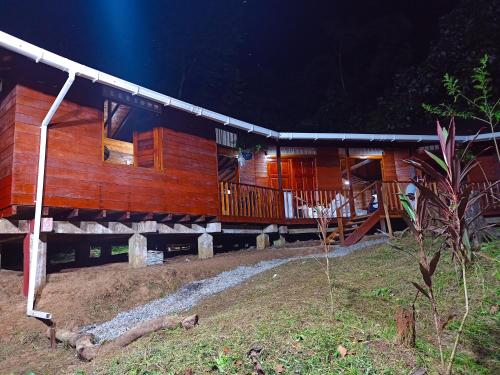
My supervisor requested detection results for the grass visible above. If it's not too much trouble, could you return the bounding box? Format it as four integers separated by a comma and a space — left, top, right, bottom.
74, 237, 499, 375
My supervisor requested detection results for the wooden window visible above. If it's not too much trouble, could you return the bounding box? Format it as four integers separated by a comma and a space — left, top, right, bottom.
133, 128, 164, 170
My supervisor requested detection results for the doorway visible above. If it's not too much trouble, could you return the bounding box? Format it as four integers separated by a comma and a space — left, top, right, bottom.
341, 157, 382, 215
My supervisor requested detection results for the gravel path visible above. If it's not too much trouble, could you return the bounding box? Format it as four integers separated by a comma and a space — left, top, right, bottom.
82, 237, 387, 342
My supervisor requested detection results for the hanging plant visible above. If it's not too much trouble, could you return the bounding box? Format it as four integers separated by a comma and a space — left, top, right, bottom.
236, 143, 265, 165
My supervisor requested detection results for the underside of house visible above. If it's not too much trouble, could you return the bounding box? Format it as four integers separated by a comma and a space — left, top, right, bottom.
0, 32, 498, 301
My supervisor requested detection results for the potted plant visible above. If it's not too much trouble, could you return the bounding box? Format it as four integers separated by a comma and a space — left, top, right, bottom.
237, 144, 264, 164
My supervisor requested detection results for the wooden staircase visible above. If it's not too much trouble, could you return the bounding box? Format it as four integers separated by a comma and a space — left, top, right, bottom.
326, 209, 382, 245
325, 180, 385, 246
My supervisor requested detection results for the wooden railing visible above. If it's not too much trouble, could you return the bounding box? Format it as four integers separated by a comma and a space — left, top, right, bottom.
470, 181, 500, 211
283, 189, 348, 219
219, 180, 499, 223
219, 182, 282, 219
382, 180, 500, 213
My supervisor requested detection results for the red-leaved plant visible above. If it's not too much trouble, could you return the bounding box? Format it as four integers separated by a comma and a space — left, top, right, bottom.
398, 118, 498, 374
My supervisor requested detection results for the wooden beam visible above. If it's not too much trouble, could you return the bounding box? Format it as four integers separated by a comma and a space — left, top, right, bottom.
0, 205, 17, 218
95, 210, 107, 220
350, 158, 374, 171
112, 107, 132, 138
177, 215, 191, 223
111, 107, 132, 138
160, 214, 173, 222
117, 211, 131, 221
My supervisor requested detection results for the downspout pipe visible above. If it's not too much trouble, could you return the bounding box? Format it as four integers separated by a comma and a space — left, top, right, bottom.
26, 71, 76, 320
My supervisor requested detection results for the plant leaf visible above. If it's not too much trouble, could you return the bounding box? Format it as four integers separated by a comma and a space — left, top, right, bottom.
419, 263, 432, 288
424, 150, 448, 173
398, 193, 416, 222
429, 251, 441, 276
411, 281, 430, 299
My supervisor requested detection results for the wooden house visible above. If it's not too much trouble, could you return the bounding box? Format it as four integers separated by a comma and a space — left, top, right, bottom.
0, 32, 497, 313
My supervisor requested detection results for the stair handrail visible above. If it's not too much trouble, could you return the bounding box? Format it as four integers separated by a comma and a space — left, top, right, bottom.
335, 181, 377, 218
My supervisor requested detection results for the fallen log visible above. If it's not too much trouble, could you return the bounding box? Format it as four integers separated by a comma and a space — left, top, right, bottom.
47, 314, 198, 361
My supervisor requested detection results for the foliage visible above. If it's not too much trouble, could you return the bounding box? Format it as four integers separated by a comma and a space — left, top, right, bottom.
315, 208, 336, 315
423, 54, 500, 160
396, 118, 498, 374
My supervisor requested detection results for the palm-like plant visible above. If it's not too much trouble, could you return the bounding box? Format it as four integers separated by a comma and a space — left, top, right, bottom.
399, 118, 498, 374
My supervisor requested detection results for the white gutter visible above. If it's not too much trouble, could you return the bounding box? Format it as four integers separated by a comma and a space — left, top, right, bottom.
26, 71, 75, 320
0, 30, 497, 143
279, 131, 500, 142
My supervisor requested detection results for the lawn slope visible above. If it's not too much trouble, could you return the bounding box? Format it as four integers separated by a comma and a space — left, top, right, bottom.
83, 239, 499, 375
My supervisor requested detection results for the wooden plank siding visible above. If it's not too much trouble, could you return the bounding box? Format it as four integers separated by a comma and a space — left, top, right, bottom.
316, 147, 342, 190
0, 88, 17, 212
382, 149, 397, 181
8, 85, 219, 217
394, 149, 413, 181
469, 154, 499, 183
238, 151, 269, 187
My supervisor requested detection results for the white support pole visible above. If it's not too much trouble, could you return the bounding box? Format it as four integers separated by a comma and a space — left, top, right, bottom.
26, 71, 75, 320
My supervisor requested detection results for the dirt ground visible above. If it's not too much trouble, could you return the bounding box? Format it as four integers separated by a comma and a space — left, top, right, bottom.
0, 240, 324, 375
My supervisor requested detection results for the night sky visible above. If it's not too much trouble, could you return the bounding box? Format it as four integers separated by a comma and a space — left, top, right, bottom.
0, 0, 486, 133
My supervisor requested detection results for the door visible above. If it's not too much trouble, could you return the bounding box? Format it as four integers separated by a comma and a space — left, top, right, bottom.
267, 159, 291, 189
291, 158, 316, 191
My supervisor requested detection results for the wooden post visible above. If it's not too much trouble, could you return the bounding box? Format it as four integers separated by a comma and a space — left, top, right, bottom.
276, 144, 285, 219
381, 183, 393, 237
107, 99, 112, 138
336, 207, 345, 243
345, 153, 355, 217
101, 243, 112, 261
75, 240, 91, 267
395, 307, 415, 348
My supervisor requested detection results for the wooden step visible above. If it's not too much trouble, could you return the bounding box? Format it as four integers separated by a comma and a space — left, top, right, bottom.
349, 215, 370, 222
346, 220, 367, 227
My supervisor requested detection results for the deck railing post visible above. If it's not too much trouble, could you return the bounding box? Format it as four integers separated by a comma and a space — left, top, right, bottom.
336, 206, 345, 243
276, 144, 285, 220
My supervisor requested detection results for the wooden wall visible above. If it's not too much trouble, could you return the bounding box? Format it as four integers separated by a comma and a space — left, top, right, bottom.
0, 88, 16, 212
316, 147, 342, 190
238, 151, 269, 187
161, 127, 219, 215
469, 154, 499, 182
9, 85, 219, 217
382, 148, 413, 181
394, 149, 413, 181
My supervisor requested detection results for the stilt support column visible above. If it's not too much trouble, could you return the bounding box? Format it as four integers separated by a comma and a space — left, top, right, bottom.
24, 233, 47, 296
198, 233, 213, 259
129, 233, 147, 268
256, 233, 270, 250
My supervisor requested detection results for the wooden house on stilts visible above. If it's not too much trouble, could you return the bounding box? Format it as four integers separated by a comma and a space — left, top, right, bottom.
0, 32, 497, 319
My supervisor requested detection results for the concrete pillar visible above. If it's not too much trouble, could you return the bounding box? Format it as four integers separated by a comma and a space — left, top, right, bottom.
256, 233, 270, 250
273, 235, 286, 248
129, 233, 147, 268
29, 234, 47, 295
198, 233, 214, 259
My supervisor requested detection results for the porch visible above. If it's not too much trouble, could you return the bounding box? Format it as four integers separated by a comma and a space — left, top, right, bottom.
218, 180, 500, 242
